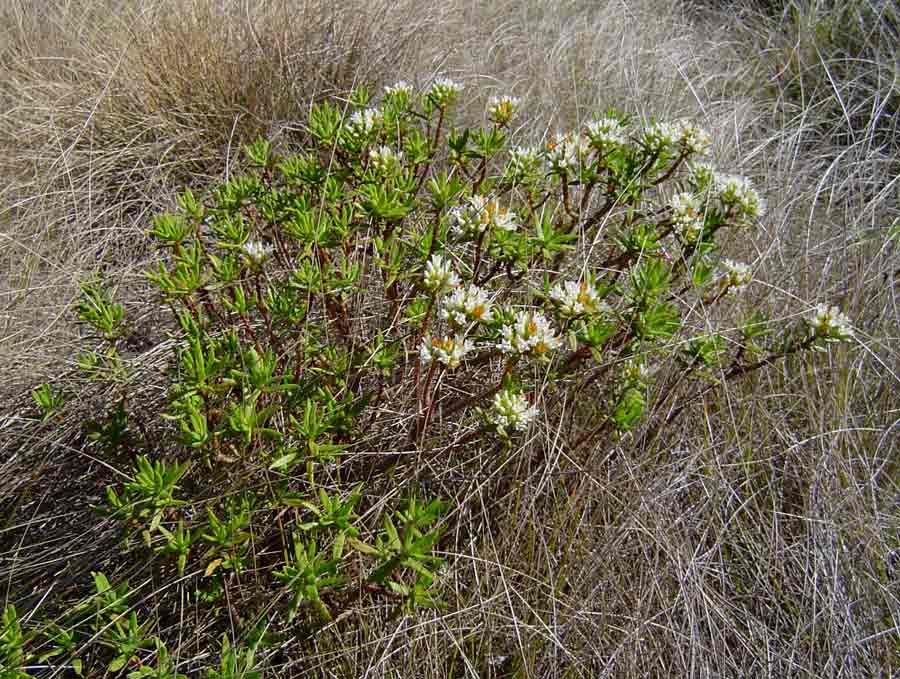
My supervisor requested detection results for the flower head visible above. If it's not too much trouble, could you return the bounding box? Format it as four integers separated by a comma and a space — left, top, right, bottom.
492, 203, 519, 232
241, 240, 273, 265
585, 116, 627, 151
546, 132, 590, 175
549, 279, 607, 318
623, 358, 654, 386
642, 122, 680, 154
451, 195, 519, 238
384, 80, 413, 96
506, 146, 543, 183
368, 145, 404, 175
423, 254, 460, 293
348, 108, 381, 137
714, 174, 765, 219
419, 334, 473, 369
690, 161, 717, 193
670, 192, 705, 241
500, 310, 561, 358
491, 389, 538, 433
441, 285, 494, 329
383, 81, 414, 111
487, 95, 520, 125
719, 259, 752, 293
807, 304, 854, 342
427, 77, 462, 107
673, 120, 712, 156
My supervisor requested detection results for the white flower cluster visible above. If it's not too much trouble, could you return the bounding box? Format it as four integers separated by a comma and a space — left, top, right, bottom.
688, 164, 766, 223
670, 192, 705, 241
546, 132, 590, 174
585, 116, 627, 150
348, 108, 381, 137
690, 161, 717, 192
241, 240, 273, 265
441, 284, 493, 328
368, 145, 403, 175
487, 95, 520, 125
428, 77, 463, 107
500, 310, 561, 358
673, 120, 712, 156
549, 279, 607, 318
719, 259, 752, 293
384, 80, 413, 97
623, 359, 653, 386
423, 254, 460, 293
506, 146, 543, 182
451, 195, 519, 238
808, 303, 854, 342
419, 335, 473, 369
491, 389, 538, 433
642, 122, 680, 154
715, 174, 766, 219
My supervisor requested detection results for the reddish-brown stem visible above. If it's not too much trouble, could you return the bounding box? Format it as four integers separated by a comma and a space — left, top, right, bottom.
410, 361, 438, 444
472, 157, 488, 193
416, 365, 444, 444
561, 175, 574, 218
425, 213, 443, 263
254, 271, 284, 356
651, 150, 687, 188
440, 356, 516, 420
471, 228, 489, 282
409, 295, 437, 390
432, 107, 446, 149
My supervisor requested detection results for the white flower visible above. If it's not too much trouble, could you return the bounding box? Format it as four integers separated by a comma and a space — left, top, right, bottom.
500, 310, 561, 358
546, 132, 589, 174
585, 116, 627, 150
714, 174, 766, 219
719, 259, 752, 293
670, 192, 705, 241
428, 77, 462, 107
368, 145, 403, 175
506, 146, 543, 181
423, 254, 460, 293
690, 161, 717, 192
450, 195, 488, 238
487, 95, 520, 124
241, 240, 273, 265
623, 359, 654, 385
491, 389, 538, 433
384, 80, 413, 96
441, 285, 494, 328
549, 279, 607, 318
673, 120, 712, 156
419, 334, 473, 369
808, 303, 854, 342
348, 108, 381, 136
451, 195, 519, 238
492, 203, 519, 232
642, 122, 680, 153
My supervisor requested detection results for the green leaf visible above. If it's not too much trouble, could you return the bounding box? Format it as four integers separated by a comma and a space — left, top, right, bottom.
348, 537, 378, 555
269, 452, 298, 471
109, 654, 128, 673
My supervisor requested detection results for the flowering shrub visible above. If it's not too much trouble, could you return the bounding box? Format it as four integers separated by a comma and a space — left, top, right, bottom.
19, 77, 854, 676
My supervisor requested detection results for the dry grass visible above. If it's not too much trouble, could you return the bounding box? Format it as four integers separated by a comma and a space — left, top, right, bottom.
1, 0, 898, 676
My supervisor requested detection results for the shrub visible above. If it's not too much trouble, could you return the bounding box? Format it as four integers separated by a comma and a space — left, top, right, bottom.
17, 78, 854, 676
